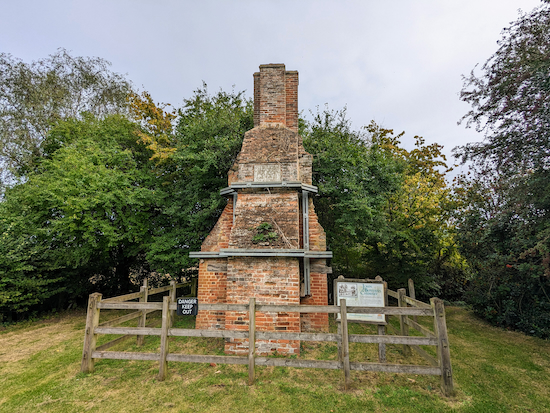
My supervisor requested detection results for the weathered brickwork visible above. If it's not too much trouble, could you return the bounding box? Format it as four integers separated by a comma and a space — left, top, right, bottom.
195, 258, 227, 329
308, 201, 327, 251
196, 199, 233, 329
229, 192, 300, 249
300, 268, 329, 332
285, 71, 299, 133
195, 64, 330, 355
225, 257, 300, 355
201, 198, 233, 252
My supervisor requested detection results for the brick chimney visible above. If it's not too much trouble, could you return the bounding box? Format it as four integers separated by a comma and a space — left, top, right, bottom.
191, 64, 331, 356
253, 64, 299, 132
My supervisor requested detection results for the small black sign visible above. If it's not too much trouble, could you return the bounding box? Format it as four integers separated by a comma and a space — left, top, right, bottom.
177, 297, 198, 316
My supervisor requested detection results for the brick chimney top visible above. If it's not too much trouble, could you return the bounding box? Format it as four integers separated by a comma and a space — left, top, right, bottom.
253, 64, 299, 132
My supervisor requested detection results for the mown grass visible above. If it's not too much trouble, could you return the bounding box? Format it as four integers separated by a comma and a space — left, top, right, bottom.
0, 306, 548, 412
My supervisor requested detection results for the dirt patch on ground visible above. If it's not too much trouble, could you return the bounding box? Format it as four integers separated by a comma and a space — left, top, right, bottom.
0, 314, 83, 363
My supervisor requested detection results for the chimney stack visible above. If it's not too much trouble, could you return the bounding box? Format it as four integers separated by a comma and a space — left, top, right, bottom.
253, 64, 298, 132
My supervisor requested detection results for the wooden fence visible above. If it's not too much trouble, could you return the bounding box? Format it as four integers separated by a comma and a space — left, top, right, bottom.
81, 280, 454, 396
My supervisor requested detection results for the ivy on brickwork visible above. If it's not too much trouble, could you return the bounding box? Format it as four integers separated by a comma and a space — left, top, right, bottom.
251, 222, 279, 245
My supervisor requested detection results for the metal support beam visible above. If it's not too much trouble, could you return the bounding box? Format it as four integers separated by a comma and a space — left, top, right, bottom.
220, 182, 318, 196
302, 191, 309, 251
232, 193, 237, 226
190, 249, 332, 259
304, 257, 311, 296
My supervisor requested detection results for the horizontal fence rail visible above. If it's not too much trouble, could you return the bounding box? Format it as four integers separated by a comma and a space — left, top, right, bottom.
81, 278, 196, 367
81, 278, 454, 396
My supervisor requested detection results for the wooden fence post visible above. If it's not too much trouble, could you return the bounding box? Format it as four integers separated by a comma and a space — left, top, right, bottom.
377, 324, 386, 362
378, 277, 387, 363
408, 278, 418, 323
137, 278, 148, 346
398, 288, 411, 356
340, 299, 351, 390
170, 280, 177, 327
337, 322, 342, 362
81, 292, 102, 373
248, 297, 256, 385
431, 298, 455, 397
158, 295, 171, 381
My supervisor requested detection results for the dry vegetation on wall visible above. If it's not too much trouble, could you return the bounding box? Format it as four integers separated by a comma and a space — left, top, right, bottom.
0, 307, 549, 412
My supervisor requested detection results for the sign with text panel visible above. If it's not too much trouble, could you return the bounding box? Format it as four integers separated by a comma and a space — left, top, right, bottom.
335, 280, 386, 324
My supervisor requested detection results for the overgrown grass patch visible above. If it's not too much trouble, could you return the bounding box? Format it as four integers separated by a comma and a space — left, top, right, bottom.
0, 306, 549, 412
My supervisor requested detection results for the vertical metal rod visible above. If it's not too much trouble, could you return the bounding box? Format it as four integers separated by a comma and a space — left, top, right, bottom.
233, 193, 237, 226
302, 191, 309, 250
302, 191, 310, 295
248, 297, 256, 385
304, 257, 311, 296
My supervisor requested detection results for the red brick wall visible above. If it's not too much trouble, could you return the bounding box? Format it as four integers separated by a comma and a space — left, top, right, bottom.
300, 200, 329, 332
308, 199, 327, 251
196, 199, 233, 329
285, 71, 298, 133
201, 199, 233, 252
300, 266, 329, 332
253, 65, 298, 131
235, 127, 300, 183
196, 258, 227, 329
258, 64, 287, 126
253, 72, 260, 128
225, 257, 300, 355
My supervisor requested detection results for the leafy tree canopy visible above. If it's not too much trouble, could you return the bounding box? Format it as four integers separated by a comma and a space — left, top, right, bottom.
0, 115, 157, 320
456, 1, 550, 338
140, 84, 254, 276
458, 2, 550, 171
0, 73, 462, 322
303, 109, 462, 298
0, 49, 131, 189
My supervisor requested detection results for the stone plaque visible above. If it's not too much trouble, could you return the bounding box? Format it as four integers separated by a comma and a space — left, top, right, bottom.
254, 164, 281, 182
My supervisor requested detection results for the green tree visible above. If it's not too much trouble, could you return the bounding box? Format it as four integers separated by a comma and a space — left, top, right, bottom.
0, 115, 157, 321
457, 1, 550, 337
302, 109, 462, 298
0, 82, 461, 321
0, 49, 131, 190
144, 84, 254, 276
302, 108, 403, 279
458, 2, 550, 171
454, 168, 550, 338
363, 124, 462, 298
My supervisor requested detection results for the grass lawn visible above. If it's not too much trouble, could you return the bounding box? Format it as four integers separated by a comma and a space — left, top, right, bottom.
0, 306, 548, 412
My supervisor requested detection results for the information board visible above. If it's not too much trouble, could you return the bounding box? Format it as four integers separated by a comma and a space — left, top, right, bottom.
334, 279, 386, 324
177, 297, 198, 316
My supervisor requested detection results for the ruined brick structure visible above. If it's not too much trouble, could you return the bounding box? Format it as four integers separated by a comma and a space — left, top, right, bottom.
190, 64, 331, 355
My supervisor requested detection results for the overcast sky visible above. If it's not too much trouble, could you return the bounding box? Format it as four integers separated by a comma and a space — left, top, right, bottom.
0, 0, 543, 170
